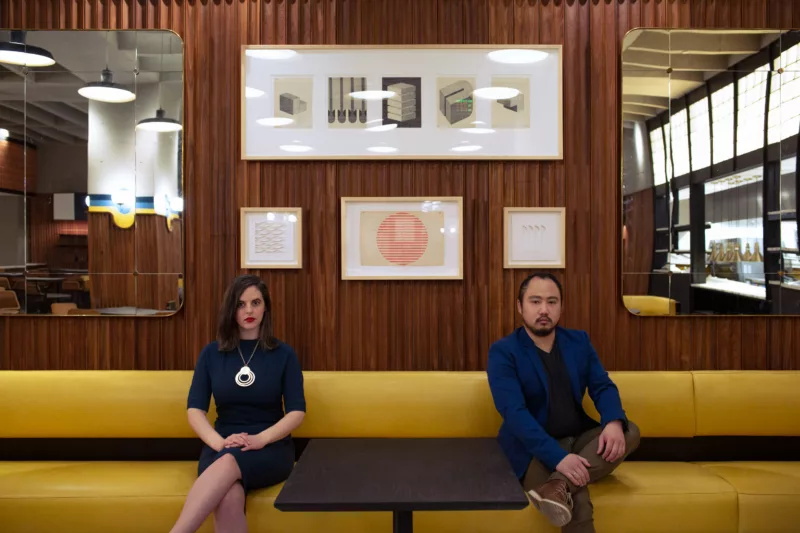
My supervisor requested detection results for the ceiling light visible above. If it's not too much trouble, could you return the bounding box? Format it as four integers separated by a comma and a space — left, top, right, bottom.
246, 49, 297, 60
78, 68, 135, 103
0, 128, 8, 140
136, 108, 182, 132
365, 120, 398, 132
257, 117, 294, 127
0, 31, 55, 67
367, 146, 398, 153
246, 87, 265, 98
451, 145, 482, 152
349, 90, 395, 100
461, 127, 495, 134
279, 144, 312, 153
473, 87, 520, 100
488, 49, 548, 64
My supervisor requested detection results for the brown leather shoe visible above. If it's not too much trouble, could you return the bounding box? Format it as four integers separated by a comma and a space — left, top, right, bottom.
527, 479, 573, 527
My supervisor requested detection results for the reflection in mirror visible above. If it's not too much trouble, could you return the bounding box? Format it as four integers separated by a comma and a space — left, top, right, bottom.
0, 30, 183, 316
621, 29, 800, 316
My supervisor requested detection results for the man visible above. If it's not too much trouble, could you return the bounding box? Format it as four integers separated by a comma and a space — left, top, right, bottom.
487, 272, 640, 532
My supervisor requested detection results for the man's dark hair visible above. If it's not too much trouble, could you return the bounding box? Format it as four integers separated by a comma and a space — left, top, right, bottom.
517, 272, 563, 304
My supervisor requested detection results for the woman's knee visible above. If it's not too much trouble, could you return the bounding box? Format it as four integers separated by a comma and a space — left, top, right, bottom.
217, 453, 243, 478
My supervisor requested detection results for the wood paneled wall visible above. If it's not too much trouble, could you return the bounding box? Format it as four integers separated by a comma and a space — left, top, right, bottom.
27, 195, 88, 268
1, 0, 799, 372
622, 189, 654, 295
0, 140, 35, 193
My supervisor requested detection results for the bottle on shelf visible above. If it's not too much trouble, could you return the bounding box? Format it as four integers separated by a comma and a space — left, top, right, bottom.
724, 241, 735, 262
743, 242, 753, 261
709, 240, 717, 262
752, 242, 763, 262
734, 242, 744, 262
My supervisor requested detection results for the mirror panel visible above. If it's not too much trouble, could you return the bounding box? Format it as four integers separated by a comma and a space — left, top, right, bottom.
0, 29, 183, 316
622, 29, 799, 316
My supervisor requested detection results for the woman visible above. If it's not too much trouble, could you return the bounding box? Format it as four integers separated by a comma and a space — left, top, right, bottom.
170, 274, 306, 533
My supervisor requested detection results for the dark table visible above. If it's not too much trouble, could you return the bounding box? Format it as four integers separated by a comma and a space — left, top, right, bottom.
274, 438, 529, 533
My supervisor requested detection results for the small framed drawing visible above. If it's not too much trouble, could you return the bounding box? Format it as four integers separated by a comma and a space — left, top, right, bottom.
504, 207, 565, 269
341, 197, 463, 280
240, 207, 303, 269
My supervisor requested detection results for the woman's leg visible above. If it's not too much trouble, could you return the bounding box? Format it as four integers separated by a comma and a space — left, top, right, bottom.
170, 454, 242, 533
214, 482, 248, 533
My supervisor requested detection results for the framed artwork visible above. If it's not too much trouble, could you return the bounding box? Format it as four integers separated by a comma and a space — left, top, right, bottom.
504, 207, 566, 269
240, 207, 303, 269
341, 197, 463, 280
241, 45, 562, 160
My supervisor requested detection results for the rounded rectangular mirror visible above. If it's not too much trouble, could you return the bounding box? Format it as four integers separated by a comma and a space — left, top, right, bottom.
0, 29, 184, 317
622, 29, 799, 316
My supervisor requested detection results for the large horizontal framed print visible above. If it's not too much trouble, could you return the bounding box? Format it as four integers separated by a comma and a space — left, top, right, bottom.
241, 45, 562, 160
341, 197, 463, 280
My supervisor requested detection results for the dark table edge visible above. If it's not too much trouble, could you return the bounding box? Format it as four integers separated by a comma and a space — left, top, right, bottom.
273, 501, 530, 513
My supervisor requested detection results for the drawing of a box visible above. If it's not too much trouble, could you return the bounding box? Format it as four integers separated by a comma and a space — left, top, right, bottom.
439, 80, 473, 125
279, 93, 307, 115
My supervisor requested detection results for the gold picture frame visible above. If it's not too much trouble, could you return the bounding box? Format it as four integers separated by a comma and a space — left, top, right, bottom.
240, 207, 303, 269
341, 196, 464, 280
504, 207, 566, 269
241, 44, 563, 160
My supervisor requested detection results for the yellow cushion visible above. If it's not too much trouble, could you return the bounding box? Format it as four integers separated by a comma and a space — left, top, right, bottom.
582, 371, 695, 437
693, 371, 800, 436
0, 371, 216, 438
0, 462, 214, 533
296, 372, 502, 438
699, 462, 800, 533
623, 295, 677, 316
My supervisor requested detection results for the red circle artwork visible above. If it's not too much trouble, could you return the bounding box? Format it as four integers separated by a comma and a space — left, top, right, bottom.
377, 212, 429, 265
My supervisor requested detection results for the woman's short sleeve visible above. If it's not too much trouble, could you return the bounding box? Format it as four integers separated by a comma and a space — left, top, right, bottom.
187, 344, 213, 411
282, 346, 306, 413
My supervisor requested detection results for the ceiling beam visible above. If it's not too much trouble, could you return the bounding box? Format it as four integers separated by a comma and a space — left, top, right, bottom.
622, 104, 659, 117
0, 103, 85, 143
30, 102, 87, 131
622, 95, 670, 110
628, 31, 763, 55
623, 50, 730, 71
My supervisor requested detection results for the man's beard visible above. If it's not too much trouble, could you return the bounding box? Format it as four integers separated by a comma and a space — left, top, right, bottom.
524, 317, 555, 337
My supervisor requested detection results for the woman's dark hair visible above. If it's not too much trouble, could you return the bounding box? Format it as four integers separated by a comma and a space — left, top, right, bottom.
217, 274, 278, 352
517, 272, 563, 304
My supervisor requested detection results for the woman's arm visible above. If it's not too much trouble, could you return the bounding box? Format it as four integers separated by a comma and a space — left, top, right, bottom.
188, 408, 225, 452
251, 410, 305, 448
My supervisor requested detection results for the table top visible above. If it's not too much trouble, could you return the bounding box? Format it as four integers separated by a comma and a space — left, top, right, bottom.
274, 438, 529, 513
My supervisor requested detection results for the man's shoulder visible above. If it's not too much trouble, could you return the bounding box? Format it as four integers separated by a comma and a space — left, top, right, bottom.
556, 326, 590, 343
490, 328, 523, 352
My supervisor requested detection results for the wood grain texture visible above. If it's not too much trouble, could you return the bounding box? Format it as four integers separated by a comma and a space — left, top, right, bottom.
1, 0, 799, 372
27, 195, 88, 269
0, 140, 36, 193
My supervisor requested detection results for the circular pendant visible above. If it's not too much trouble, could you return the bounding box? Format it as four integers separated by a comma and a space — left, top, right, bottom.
235, 366, 255, 387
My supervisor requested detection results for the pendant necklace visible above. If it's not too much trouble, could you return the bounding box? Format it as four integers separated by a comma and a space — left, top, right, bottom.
235, 341, 259, 387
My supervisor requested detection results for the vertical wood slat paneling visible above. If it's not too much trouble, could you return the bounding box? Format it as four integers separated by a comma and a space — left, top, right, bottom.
2, 0, 800, 373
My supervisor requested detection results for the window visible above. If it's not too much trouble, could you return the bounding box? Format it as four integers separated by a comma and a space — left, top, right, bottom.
670, 109, 690, 177
650, 126, 667, 186
772, 44, 800, 142
689, 98, 710, 171
736, 66, 769, 155
711, 84, 734, 163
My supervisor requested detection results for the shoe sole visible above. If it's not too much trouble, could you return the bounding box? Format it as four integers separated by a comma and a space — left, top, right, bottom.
526, 488, 572, 527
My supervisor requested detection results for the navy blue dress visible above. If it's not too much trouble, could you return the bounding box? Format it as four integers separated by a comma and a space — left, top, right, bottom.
187, 338, 306, 492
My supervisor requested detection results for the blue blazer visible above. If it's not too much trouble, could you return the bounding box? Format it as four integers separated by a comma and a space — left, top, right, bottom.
487, 326, 627, 479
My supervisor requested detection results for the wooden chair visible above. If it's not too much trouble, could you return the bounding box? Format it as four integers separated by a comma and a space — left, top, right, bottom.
51, 302, 78, 315
0, 291, 20, 314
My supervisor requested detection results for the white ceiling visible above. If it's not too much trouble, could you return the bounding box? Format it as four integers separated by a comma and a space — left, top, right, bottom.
622, 29, 783, 125
0, 30, 182, 145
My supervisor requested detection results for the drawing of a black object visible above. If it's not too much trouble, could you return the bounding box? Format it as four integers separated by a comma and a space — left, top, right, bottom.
279, 93, 307, 115
498, 93, 524, 113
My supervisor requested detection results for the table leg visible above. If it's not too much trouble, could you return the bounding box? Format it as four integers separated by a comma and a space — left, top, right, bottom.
393, 510, 413, 533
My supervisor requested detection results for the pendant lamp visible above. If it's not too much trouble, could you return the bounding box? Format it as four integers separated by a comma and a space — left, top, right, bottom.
136, 33, 182, 132
0, 31, 55, 67
78, 32, 135, 103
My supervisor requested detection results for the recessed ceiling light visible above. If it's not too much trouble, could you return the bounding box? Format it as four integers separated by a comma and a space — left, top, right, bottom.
0, 128, 8, 140
258, 117, 294, 127
279, 144, 312, 153
473, 87, 520, 100
246, 49, 297, 60
349, 90, 395, 100
367, 146, 398, 153
451, 145, 482, 152
461, 127, 495, 134
488, 49, 548, 64
245, 87, 265, 98
366, 121, 398, 132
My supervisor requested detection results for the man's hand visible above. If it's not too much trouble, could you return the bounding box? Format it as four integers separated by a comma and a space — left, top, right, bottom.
597, 420, 626, 463
555, 453, 591, 487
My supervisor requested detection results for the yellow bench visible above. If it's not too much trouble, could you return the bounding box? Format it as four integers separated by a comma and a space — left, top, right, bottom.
1, 370, 799, 532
